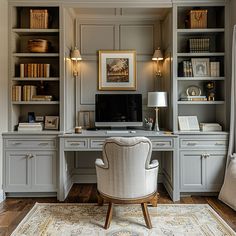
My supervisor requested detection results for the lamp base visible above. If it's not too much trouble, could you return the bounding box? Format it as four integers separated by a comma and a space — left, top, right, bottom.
153, 107, 160, 132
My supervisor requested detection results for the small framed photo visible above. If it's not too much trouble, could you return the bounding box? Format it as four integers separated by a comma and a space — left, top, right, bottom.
98, 50, 136, 91
78, 111, 91, 128
44, 116, 59, 130
28, 112, 35, 123
191, 58, 210, 77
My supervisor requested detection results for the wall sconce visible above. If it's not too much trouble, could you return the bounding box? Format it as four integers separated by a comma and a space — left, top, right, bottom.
70, 47, 82, 78
152, 47, 163, 78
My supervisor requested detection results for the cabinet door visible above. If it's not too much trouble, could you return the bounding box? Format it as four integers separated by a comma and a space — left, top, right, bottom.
31, 151, 57, 192
180, 151, 205, 191
5, 151, 31, 191
205, 151, 226, 191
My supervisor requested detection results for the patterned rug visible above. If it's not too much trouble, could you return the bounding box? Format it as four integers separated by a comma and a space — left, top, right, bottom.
11, 203, 235, 236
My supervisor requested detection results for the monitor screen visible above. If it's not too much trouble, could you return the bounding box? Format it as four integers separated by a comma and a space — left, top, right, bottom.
95, 94, 143, 127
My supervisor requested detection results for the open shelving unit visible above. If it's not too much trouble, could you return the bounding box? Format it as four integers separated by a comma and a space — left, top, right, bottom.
9, 6, 60, 131
173, 3, 227, 131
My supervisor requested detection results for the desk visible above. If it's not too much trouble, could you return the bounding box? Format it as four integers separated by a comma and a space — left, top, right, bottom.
58, 130, 179, 201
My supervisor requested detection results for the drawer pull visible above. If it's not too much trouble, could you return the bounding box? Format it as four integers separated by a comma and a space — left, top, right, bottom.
14, 142, 22, 145
39, 143, 48, 146
187, 142, 197, 146
155, 143, 165, 146
215, 143, 224, 146
70, 143, 82, 146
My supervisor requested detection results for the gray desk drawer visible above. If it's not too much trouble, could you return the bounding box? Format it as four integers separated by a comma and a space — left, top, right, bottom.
90, 139, 105, 149
151, 140, 173, 149
5, 139, 57, 149
180, 139, 227, 149
64, 139, 88, 149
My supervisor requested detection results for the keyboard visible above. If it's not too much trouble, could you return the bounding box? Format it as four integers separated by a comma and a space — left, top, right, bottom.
106, 130, 136, 134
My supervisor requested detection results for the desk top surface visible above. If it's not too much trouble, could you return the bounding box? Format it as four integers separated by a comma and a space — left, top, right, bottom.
59, 130, 178, 138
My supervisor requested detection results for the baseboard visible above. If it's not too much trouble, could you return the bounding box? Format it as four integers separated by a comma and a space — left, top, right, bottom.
73, 174, 97, 183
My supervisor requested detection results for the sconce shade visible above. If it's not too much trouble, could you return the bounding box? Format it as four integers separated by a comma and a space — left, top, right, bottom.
71, 47, 82, 61
148, 92, 167, 107
152, 48, 163, 61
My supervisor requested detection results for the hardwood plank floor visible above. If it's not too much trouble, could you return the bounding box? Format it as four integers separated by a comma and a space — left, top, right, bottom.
0, 184, 235, 236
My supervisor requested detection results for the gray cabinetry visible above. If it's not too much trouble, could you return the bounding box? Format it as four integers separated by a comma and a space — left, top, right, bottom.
3, 134, 58, 196
179, 134, 227, 193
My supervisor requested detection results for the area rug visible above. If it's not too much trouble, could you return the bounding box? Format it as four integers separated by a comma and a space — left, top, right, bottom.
11, 203, 236, 236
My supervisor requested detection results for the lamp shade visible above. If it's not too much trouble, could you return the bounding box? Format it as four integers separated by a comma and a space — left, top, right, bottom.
71, 47, 82, 61
148, 92, 167, 107
152, 48, 163, 61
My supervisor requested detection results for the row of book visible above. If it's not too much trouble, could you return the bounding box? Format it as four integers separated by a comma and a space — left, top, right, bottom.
18, 122, 43, 131
189, 38, 210, 53
20, 63, 50, 78
30, 9, 49, 29
180, 95, 207, 101
12, 85, 53, 101
179, 60, 220, 77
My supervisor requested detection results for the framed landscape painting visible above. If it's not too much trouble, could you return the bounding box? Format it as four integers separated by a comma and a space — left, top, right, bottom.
98, 50, 136, 90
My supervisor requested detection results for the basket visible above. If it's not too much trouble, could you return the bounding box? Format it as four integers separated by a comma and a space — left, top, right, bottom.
189, 10, 208, 29
28, 39, 48, 53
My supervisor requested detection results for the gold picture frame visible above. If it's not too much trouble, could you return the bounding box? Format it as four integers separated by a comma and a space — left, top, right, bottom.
44, 116, 59, 130
98, 50, 137, 90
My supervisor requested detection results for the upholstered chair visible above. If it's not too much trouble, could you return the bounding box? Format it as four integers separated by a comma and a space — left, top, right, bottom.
95, 137, 159, 229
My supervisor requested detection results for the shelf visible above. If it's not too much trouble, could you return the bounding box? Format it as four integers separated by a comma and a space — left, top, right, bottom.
177, 77, 225, 81
12, 101, 59, 105
12, 77, 59, 81
12, 28, 59, 35
177, 101, 225, 105
13, 53, 59, 57
177, 53, 225, 57
177, 28, 225, 34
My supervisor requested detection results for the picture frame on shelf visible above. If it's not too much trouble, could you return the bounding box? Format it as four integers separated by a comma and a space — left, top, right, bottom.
78, 111, 91, 129
44, 116, 59, 130
191, 58, 210, 77
98, 50, 136, 91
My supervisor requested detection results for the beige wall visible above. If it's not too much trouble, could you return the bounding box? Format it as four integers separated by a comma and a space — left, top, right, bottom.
0, 0, 8, 199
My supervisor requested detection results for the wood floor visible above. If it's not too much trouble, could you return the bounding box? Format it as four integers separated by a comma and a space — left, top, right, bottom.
0, 184, 235, 235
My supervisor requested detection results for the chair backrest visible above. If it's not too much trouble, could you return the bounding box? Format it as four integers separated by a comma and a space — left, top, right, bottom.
98, 136, 156, 199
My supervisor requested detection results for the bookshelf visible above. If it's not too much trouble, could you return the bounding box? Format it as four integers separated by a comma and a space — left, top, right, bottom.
173, 4, 227, 131
9, 6, 60, 131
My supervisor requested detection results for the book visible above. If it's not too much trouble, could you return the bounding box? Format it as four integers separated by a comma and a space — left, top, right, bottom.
180, 96, 207, 101
178, 116, 200, 131
30, 9, 48, 29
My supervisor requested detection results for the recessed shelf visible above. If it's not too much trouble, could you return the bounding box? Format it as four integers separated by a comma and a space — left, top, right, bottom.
177, 77, 225, 81
177, 53, 225, 57
12, 77, 59, 81
12, 28, 59, 35
177, 101, 225, 105
177, 28, 225, 34
13, 53, 59, 57
12, 101, 59, 105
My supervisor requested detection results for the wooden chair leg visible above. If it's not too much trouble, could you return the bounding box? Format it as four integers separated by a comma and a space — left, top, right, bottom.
141, 202, 152, 229
150, 192, 159, 207
104, 202, 113, 229
97, 192, 104, 206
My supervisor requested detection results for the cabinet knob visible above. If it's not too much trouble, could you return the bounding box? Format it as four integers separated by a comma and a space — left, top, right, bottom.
215, 143, 224, 146
187, 142, 197, 146
39, 143, 48, 146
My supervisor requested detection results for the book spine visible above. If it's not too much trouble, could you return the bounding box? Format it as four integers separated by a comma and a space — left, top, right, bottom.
12, 86, 16, 101
20, 64, 24, 78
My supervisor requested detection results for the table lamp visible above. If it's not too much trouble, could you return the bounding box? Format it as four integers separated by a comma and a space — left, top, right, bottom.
148, 92, 167, 131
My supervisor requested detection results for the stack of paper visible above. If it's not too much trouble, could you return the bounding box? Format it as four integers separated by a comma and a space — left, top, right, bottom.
200, 123, 222, 131
18, 123, 43, 131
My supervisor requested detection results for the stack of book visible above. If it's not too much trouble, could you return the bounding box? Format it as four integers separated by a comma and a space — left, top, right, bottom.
18, 122, 43, 131
30, 9, 49, 29
180, 95, 207, 101
23, 85, 37, 101
200, 123, 222, 131
20, 64, 50, 78
210, 62, 220, 77
12, 85, 22, 101
31, 95, 53, 101
178, 61, 193, 77
189, 38, 210, 52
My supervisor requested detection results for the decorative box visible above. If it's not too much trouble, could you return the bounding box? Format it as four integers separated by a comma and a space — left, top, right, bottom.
189, 10, 208, 28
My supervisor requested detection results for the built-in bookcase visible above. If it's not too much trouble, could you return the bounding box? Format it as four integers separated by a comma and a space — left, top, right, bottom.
173, 3, 227, 131
9, 5, 60, 131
